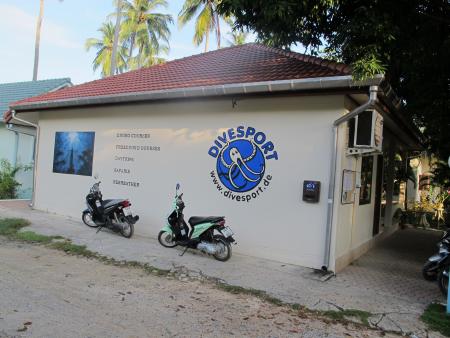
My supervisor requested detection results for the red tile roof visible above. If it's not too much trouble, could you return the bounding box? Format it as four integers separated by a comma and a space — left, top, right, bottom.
5, 43, 350, 122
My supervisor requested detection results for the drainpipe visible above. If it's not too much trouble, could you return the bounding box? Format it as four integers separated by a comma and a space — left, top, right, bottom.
322, 85, 379, 272
11, 110, 39, 207
12, 131, 19, 167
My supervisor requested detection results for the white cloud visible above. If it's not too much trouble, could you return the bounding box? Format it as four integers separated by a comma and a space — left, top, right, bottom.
0, 4, 80, 49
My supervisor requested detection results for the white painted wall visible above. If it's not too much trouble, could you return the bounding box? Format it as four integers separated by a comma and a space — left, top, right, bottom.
0, 123, 15, 164
33, 95, 346, 269
0, 123, 34, 199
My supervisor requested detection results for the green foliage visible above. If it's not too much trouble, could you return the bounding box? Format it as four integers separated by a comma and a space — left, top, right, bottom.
15, 231, 55, 244
88, 0, 172, 76
0, 159, 31, 200
0, 218, 30, 237
85, 22, 129, 77
421, 303, 450, 337
226, 30, 248, 46
49, 241, 98, 258
119, 0, 172, 69
322, 309, 372, 326
218, 0, 450, 176
178, 0, 227, 51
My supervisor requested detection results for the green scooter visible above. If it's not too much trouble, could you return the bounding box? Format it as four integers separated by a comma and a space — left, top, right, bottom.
158, 184, 235, 261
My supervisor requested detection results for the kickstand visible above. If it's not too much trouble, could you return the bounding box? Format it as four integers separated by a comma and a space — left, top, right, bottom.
179, 246, 188, 257
96, 226, 103, 233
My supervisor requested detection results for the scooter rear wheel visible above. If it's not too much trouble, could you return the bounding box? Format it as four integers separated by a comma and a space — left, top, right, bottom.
158, 231, 178, 248
212, 235, 232, 262
82, 211, 99, 228
120, 221, 134, 238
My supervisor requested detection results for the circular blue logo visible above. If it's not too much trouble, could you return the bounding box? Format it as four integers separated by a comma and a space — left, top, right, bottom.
216, 139, 265, 192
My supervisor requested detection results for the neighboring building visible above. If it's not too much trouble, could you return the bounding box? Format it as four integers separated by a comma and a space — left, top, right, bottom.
0, 78, 72, 198
4, 44, 423, 272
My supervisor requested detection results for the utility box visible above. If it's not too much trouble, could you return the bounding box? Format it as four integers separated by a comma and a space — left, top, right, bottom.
303, 180, 321, 203
347, 109, 383, 155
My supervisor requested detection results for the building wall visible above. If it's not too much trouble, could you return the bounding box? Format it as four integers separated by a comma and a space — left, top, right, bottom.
33, 95, 346, 269
0, 123, 16, 164
0, 123, 34, 199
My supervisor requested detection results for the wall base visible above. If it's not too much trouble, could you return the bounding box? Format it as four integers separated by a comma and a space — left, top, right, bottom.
335, 223, 399, 273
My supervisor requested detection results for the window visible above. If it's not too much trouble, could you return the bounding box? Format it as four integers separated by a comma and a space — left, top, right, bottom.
359, 156, 373, 205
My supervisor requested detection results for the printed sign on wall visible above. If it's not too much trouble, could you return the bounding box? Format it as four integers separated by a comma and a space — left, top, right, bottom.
208, 126, 278, 202
53, 131, 95, 176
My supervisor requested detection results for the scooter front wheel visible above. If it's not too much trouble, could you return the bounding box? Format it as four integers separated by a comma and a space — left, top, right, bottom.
422, 260, 439, 281
158, 231, 178, 248
82, 211, 99, 228
438, 269, 448, 296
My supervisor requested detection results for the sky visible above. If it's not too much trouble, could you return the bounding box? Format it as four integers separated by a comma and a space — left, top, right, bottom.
0, 0, 245, 85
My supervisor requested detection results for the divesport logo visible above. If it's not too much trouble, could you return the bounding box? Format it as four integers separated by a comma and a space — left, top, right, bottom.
208, 126, 278, 202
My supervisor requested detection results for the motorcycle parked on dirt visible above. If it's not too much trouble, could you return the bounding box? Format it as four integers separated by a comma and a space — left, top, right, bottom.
158, 183, 236, 261
422, 229, 450, 281
82, 181, 139, 238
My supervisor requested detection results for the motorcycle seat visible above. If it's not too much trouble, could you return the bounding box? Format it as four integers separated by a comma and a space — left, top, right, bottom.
188, 216, 224, 226
102, 199, 125, 208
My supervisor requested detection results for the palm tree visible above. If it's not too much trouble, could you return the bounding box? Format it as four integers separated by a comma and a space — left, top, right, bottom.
110, 0, 123, 76
85, 22, 128, 77
226, 30, 248, 46
119, 0, 172, 69
32, 0, 45, 81
178, 0, 223, 52
33, 0, 64, 81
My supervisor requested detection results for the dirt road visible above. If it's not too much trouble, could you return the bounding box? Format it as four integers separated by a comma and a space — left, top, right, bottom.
0, 239, 394, 338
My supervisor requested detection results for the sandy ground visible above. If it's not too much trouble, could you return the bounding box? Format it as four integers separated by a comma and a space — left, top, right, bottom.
0, 239, 397, 338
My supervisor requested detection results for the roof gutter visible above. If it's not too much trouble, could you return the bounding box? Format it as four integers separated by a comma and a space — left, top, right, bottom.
11, 111, 39, 207
10, 75, 384, 112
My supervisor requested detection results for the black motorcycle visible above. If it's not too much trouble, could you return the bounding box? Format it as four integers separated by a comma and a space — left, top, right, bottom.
158, 183, 236, 261
422, 229, 450, 281
82, 181, 139, 238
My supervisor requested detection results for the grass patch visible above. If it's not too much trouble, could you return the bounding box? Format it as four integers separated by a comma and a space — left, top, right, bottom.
321, 309, 372, 326
421, 303, 450, 336
216, 283, 290, 307
0, 218, 30, 236
48, 241, 98, 258
15, 231, 55, 244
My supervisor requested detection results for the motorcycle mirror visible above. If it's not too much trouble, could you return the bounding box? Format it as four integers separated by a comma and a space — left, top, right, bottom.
176, 183, 180, 191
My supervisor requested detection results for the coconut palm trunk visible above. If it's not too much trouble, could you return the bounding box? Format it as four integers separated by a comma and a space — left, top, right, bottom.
215, 12, 221, 49
33, 0, 45, 81
205, 26, 210, 52
110, 0, 123, 76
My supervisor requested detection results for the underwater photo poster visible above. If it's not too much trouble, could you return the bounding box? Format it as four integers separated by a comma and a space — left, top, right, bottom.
53, 131, 95, 176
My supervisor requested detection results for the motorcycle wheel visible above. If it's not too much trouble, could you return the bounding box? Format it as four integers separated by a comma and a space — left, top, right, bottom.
82, 211, 99, 228
120, 220, 134, 238
158, 231, 177, 248
438, 270, 448, 296
422, 261, 439, 281
212, 235, 232, 262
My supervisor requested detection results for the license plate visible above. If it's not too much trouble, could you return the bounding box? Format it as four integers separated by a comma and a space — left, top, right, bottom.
123, 206, 132, 216
221, 226, 234, 238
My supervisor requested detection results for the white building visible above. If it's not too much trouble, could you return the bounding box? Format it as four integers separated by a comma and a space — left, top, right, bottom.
0, 78, 71, 199
5, 44, 422, 272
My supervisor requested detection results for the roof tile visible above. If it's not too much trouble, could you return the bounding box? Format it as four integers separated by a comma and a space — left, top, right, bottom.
7, 44, 350, 114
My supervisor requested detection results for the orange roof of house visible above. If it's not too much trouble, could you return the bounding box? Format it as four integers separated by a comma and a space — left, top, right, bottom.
5, 43, 351, 122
